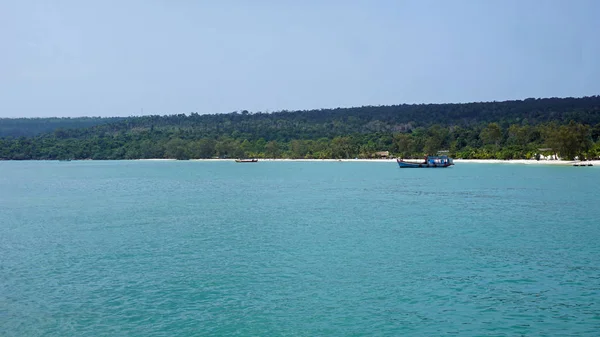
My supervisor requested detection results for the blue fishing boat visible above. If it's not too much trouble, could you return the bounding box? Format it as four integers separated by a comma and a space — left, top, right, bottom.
397, 155, 454, 168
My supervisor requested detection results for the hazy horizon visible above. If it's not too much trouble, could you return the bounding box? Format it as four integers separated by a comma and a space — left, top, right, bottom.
1, 0, 599, 118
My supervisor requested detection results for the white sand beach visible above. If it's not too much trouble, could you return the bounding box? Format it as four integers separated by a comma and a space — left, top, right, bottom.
160, 158, 600, 165
454, 159, 600, 166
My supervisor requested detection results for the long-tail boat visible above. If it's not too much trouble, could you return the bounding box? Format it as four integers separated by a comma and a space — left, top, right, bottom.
397, 155, 454, 168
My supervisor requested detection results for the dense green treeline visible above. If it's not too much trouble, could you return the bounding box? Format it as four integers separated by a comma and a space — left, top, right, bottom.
23, 96, 600, 142
3, 96, 600, 140
1, 96, 600, 161
1, 121, 598, 161
0, 117, 125, 138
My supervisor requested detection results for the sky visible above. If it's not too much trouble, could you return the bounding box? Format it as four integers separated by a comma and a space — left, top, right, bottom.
1, 0, 599, 118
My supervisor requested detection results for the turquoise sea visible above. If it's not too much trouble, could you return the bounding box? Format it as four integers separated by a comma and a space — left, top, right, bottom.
1, 160, 599, 336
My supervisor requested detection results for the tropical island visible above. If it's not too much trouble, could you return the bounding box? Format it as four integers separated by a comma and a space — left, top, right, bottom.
1, 96, 599, 162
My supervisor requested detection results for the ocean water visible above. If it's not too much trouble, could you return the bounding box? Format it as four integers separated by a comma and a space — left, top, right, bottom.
1, 160, 599, 336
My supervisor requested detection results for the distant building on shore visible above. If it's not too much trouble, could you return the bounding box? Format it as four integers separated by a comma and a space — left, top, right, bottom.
373, 151, 389, 159
536, 148, 559, 160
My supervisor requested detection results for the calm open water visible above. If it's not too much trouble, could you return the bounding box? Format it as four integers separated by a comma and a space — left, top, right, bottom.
1, 160, 599, 336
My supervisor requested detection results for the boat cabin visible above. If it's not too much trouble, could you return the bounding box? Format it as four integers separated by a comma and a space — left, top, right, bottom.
426, 155, 453, 166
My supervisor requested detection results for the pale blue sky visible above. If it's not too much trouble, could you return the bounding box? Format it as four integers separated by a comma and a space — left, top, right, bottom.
1, 0, 599, 117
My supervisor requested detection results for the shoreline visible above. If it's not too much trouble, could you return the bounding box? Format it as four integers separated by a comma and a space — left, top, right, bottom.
137, 158, 599, 166
1, 158, 598, 166
453, 159, 599, 166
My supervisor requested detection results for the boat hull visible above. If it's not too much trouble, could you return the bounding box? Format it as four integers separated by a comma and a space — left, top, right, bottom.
397, 157, 454, 168
235, 159, 258, 163
397, 161, 452, 168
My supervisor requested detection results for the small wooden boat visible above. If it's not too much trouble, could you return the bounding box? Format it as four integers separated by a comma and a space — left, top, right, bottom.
397, 155, 454, 168
235, 158, 258, 163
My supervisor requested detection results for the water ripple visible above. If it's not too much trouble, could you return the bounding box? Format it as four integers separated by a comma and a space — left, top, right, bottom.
1, 161, 599, 336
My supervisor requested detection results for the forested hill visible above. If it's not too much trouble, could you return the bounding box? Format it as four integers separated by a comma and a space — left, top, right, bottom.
1, 95, 600, 161
3, 96, 600, 140
58, 95, 600, 141
0, 117, 125, 138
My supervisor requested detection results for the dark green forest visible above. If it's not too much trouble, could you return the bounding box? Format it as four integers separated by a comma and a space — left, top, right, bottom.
0, 117, 125, 138
1, 96, 600, 161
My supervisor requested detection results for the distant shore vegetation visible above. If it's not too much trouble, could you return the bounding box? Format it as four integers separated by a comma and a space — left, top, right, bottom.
1, 96, 600, 161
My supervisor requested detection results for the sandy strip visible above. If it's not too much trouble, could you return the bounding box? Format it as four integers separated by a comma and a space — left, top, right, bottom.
134, 158, 599, 165
454, 159, 600, 166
